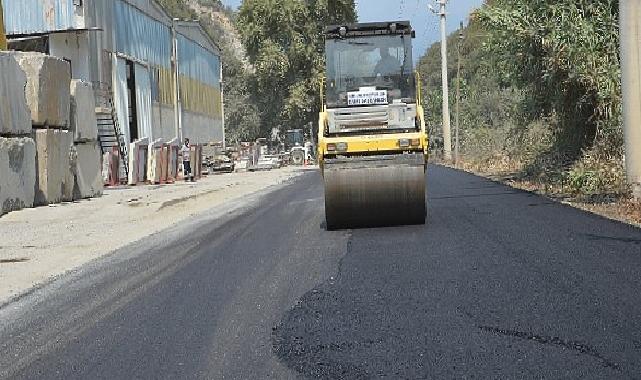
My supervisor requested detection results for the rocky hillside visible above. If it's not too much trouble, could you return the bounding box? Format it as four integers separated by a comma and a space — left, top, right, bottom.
186, 0, 252, 71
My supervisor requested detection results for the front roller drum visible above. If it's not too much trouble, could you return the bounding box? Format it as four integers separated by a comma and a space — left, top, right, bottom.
323, 154, 426, 230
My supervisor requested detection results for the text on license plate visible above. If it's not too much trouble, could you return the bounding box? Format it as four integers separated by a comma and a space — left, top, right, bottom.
347, 90, 388, 106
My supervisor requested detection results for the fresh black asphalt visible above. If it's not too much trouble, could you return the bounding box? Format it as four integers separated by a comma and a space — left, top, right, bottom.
1, 165, 641, 379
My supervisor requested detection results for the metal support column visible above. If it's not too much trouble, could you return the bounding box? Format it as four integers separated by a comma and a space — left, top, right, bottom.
171, 18, 183, 143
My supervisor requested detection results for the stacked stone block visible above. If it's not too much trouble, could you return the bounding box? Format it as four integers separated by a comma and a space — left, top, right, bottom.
14, 52, 74, 206
70, 80, 103, 199
32, 129, 74, 205
14, 52, 71, 128
0, 53, 35, 216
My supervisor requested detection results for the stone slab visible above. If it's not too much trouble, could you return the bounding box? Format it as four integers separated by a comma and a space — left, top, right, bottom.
14, 52, 71, 128
33, 129, 74, 206
70, 80, 98, 142
72, 142, 104, 200
128, 138, 149, 185
147, 140, 164, 184
0, 138, 36, 216
0, 53, 31, 136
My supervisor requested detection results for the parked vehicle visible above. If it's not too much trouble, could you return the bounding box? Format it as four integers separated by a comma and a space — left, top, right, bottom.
253, 157, 275, 171
263, 155, 282, 169
209, 156, 235, 173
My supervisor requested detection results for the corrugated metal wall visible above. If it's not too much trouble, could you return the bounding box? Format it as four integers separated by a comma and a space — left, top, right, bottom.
3, 0, 224, 143
177, 35, 220, 88
2, 0, 78, 35
113, 0, 171, 68
177, 34, 222, 118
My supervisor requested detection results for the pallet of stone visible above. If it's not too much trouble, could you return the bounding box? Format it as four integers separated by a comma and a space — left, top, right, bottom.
13, 52, 71, 129
147, 139, 164, 185
102, 147, 121, 187
166, 138, 179, 183
189, 145, 204, 180
0, 137, 36, 216
128, 138, 149, 185
33, 129, 74, 206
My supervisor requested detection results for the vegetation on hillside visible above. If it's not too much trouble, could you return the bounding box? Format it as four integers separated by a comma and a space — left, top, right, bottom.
419, 0, 625, 198
237, 0, 356, 137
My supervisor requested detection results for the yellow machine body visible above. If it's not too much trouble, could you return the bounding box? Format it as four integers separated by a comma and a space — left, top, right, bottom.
318, 104, 428, 161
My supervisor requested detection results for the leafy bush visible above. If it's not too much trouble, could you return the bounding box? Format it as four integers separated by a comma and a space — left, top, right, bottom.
419, 0, 628, 198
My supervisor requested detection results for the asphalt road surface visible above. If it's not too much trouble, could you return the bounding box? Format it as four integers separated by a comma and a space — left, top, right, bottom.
2, 165, 641, 379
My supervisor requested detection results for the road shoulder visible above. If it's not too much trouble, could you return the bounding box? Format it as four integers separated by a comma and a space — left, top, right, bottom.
0, 167, 308, 306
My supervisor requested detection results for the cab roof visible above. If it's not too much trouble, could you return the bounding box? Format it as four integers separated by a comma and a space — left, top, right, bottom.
325, 21, 414, 39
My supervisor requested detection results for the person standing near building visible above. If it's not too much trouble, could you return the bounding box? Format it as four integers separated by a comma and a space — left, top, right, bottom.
181, 138, 192, 182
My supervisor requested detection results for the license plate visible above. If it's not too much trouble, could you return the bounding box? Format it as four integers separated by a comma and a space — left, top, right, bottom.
347, 90, 388, 106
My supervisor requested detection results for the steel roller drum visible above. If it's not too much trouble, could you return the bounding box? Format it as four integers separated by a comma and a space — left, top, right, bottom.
323, 153, 426, 230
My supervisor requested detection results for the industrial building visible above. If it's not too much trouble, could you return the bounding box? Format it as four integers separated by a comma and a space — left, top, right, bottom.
2, 0, 225, 173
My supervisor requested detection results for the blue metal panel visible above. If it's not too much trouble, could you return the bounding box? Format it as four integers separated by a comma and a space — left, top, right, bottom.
113, 0, 171, 68
177, 34, 221, 88
3, 0, 77, 35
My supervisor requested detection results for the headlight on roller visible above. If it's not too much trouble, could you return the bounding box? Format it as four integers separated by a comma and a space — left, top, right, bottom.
336, 142, 348, 152
399, 138, 410, 148
327, 143, 336, 152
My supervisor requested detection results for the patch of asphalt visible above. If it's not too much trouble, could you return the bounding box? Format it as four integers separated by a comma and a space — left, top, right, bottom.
271, 165, 641, 379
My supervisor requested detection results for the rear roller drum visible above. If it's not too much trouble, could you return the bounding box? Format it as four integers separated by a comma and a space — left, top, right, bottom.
323, 154, 426, 230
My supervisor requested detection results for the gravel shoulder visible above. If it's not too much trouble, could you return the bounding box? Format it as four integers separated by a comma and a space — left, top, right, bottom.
0, 167, 308, 305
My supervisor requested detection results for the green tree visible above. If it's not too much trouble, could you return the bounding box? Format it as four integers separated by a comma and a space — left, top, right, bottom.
420, 1, 626, 195
238, 0, 356, 136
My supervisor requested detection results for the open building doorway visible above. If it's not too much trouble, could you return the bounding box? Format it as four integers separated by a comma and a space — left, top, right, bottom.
126, 60, 139, 142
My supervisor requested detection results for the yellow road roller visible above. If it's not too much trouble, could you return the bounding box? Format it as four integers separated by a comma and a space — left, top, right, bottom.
319, 21, 428, 230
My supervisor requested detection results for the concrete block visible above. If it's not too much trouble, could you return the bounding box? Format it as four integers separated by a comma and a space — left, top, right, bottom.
14, 52, 71, 128
0, 138, 36, 216
72, 142, 103, 200
70, 80, 98, 142
0, 53, 31, 136
33, 129, 74, 206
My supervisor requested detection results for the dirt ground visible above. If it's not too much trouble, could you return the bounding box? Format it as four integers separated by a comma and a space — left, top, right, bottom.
0, 167, 309, 305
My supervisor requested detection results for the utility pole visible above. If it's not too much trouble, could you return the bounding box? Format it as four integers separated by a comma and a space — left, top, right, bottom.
429, 0, 452, 161
620, 0, 641, 199
455, 21, 463, 167
171, 18, 183, 143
